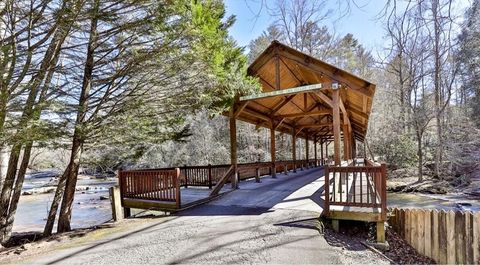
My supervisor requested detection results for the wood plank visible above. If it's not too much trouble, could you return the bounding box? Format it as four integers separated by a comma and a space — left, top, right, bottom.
466, 211, 474, 264
406, 210, 412, 245
277, 48, 375, 98
274, 109, 331, 119
474, 212, 480, 264
446, 211, 456, 265
240, 84, 323, 101
329, 210, 383, 222
233, 101, 249, 118
424, 209, 432, 258
275, 55, 280, 90
123, 198, 178, 211
411, 210, 418, 250
455, 211, 466, 264
431, 210, 439, 263
314, 90, 333, 107
270, 94, 296, 115
417, 210, 425, 255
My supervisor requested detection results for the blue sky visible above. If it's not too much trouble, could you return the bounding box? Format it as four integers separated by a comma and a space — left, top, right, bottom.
224, 0, 387, 53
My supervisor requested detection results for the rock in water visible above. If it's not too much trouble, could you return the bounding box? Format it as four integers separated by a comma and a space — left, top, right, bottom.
99, 195, 109, 200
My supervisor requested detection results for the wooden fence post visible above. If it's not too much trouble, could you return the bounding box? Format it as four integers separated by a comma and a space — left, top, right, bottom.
183, 165, 188, 188
109, 186, 123, 221
255, 167, 260, 183
175, 168, 181, 208
381, 163, 387, 221
208, 164, 212, 189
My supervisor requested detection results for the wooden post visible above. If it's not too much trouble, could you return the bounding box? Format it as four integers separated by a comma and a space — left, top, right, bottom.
332, 89, 341, 165
123, 207, 131, 218
270, 119, 276, 178
284, 164, 288, 175
381, 163, 387, 221
343, 125, 350, 161
363, 141, 367, 160
255, 167, 261, 183
305, 134, 309, 169
314, 136, 318, 167
332, 219, 340, 232
175, 168, 181, 208
184, 165, 188, 188
320, 139, 324, 166
208, 164, 212, 189
326, 141, 329, 165
109, 186, 123, 221
324, 165, 330, 216
292, 127, 297, 173
351, 137, 355, 160
229, 107, 238, 189
377, 221, 385, 243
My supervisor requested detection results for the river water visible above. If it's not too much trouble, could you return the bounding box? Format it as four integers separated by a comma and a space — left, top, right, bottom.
12, 178, 480, 233
13, 178, 115, 233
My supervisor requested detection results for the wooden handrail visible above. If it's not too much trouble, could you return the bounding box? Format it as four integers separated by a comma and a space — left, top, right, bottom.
323, 162, 387, 220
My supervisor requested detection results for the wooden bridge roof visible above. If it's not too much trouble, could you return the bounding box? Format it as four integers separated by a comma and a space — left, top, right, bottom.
235, 41, 375, 142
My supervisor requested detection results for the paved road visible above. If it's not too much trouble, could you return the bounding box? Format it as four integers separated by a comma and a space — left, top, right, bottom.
26, 168, 388, 264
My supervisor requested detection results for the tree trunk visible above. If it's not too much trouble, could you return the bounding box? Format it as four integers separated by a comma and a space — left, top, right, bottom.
56, 0, 99, 232
416, 131, 423, 182
0, 144, 22, 244
57, 139, 84, 232
432, 0, 443, 179
43, 164, 70, 236
0, 142, 33, 240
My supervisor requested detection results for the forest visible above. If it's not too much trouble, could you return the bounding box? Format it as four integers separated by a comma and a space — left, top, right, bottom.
0, 0, 479, 247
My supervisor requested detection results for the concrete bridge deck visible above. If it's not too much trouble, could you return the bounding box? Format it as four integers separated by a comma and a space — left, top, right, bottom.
21, 168, 388, 265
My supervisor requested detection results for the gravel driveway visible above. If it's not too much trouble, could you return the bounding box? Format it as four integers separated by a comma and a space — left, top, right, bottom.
20, 168, 389, 264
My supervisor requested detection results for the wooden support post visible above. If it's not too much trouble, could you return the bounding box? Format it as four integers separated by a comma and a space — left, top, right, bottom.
123, 207, 131, 218
255, 168, 261, 183
292, 127, 297, 173
208, 164, 212, 189
314, 136, 318, 167
352, 137, 356, 159
377, 221, 386, 243
332, 219, 339, 232
109, 186, 123, 221
229, 107, 238, 189
320, 139, 324, 166
332, 89, 341, 165
305, 134, 309, 169
324, 165, 330, 216
284, 164, 288, 175
343, 124, 350, 161
184, 165, 188, 188
363, 141, 367, 161
270, 119, 276, 178
326, 141, 329, 164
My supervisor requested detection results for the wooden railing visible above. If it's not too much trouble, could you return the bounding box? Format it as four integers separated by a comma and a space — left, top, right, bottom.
118, 159, 321, 208
119, 168, 181, 208
324, 162, 387, 220
179, 159, 318, 188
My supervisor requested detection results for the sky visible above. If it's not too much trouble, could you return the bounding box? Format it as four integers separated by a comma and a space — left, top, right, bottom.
224, 0, 470, 56
224, 0, 387, 53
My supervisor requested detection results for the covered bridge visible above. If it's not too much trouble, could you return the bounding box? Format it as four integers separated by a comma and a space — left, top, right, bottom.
228, 40, 375, 183
117, 41, 387, 243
